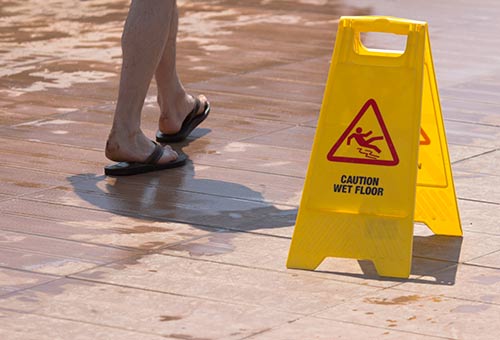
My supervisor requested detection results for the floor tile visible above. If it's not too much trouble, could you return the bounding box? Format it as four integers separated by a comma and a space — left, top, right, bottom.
0, 137, 106, 175
458, 199, 499, 235
315, 288, 500, 340
444, 120, 500, 148
448, 144, 493, 163
0, 165, 84, 197
247, 315, 445, 340
0, 230, 136, 275
442, 98, 500, 126
0, 277, 299, 340
453, 149, 500, 177
454, 171, 500, 204
0, 212, 209, 251
190, 141, 310, 177
1, 119, 112, 150
396, 263, 500, 305
0, 194, 15, 203
176, 91, 320, 124
73, 253, 381, 315
243, 56, 331, 86
0, 268, 57, 297
466, 251, 500, 270
146, 114, 295, 143
73, 164, 304, 206
191, 74, 325, 104
20, 182, 297, 236
412, 226, 500, 264
162, 229, 456, 288
0, 309, 168, 340
244, 125, 316, 151
162, 230, 293, 271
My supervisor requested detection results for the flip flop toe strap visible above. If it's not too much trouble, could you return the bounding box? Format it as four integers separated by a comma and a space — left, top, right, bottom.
181, 97, 201, 130
144, 142, 164, 164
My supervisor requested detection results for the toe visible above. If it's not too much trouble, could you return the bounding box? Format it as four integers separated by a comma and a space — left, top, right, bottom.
196, 94, 209, 114
159, 145, 178, 164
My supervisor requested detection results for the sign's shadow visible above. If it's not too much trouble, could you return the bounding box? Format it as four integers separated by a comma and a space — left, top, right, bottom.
316, 234, 463, 285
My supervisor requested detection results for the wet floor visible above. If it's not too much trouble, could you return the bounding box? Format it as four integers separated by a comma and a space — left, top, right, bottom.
1, 0, 500, 339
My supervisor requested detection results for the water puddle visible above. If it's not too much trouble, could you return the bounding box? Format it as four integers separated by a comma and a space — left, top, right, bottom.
0, 0, 128, 96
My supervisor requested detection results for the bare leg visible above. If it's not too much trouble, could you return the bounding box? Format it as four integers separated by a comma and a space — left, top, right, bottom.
105, 0, 177, 164
155, 1, 208, 134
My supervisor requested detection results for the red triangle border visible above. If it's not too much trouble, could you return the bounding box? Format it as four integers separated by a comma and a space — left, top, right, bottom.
326, 98, 399, 166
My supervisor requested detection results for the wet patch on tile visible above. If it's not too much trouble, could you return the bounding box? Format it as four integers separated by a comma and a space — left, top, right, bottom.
364, 294, 424, 306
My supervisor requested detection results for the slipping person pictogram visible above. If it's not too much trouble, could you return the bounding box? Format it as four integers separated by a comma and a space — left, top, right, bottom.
347, 127, 384, 158
327, 99, 399, 166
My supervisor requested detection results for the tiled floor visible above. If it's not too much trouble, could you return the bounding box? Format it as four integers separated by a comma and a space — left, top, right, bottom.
1, 0, 499, 339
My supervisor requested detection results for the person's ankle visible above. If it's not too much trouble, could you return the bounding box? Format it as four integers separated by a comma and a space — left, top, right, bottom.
105, 137, 120, 161
105, 127, 147, 162
158, 91, 191, 115
157, 93, 197, 133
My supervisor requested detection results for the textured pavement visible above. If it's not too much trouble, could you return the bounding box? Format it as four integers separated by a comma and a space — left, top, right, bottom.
0, 0, 499, 339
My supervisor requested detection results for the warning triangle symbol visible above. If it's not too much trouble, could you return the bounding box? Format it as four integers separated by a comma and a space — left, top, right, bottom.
327, 99, 399, 166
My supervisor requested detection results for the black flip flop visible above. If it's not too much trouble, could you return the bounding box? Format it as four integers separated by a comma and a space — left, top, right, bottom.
156, 96, 210, 143
104, 141, 187, 176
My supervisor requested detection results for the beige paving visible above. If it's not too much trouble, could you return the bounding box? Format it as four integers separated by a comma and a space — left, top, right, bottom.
1, 0, 499, 339
247, 316, 444, 340
1, 277, 298, 339
0, 309, 169, 340
315, 289, 500, 340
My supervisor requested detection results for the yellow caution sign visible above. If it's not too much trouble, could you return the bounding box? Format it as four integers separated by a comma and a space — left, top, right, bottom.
415, 34, 461, 236
287, 16, 462, 278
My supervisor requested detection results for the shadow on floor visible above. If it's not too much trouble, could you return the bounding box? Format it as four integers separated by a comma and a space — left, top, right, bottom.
68, 133, 461, 285
68, 134, 298, 236
314, 235, 463, 285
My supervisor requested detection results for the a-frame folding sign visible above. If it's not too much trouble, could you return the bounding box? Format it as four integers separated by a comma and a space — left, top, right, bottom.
287, 16, 462, 278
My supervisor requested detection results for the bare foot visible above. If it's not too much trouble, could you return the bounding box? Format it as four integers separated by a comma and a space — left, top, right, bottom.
105, 129, 178, 164
158, 94, 209, 135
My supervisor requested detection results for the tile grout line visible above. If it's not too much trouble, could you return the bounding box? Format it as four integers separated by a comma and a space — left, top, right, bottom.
237, 123, 305, 143
388, 284, 500, 308
59, 275, 312, 315
0, 306, 180, 339
445, 117, 500, 128
0, 174, 301, 211
149, 251, 458, 289
1, 205, 293, 241
0, 141, 312, 179
2, 240, 496, 334
463, 229, 500, 237
451, 147, 499, 165
187, 87, 322, 106
457, 197, 500, 206
461, 262, 500, 271
310, 313, 458, 340
0, 223, 213, 254
1, 195, 297, 238
460, 249, 500, 269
